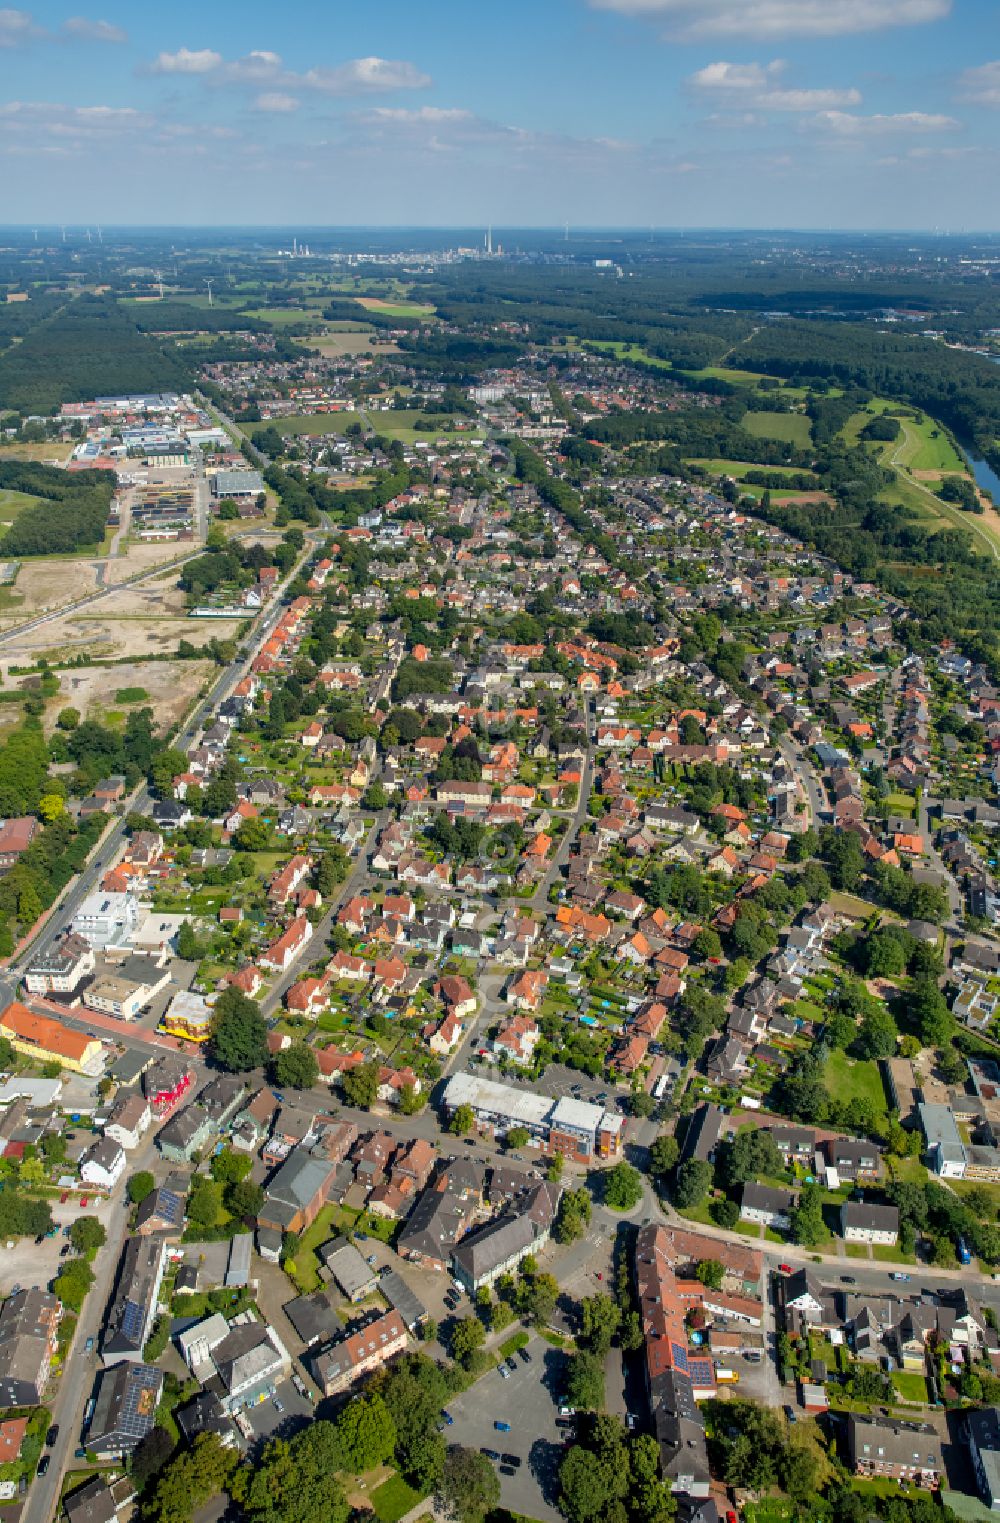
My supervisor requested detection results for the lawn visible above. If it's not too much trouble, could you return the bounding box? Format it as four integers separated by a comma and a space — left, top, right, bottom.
686, 458, 818, 482
580, 339, 674, 370
371, 1473, 427, 1523
742, 411, 813, 447
283, 1203, 339, 1292
823, 1048, 887, 1116
0, 487, 43, 524
499, 1330, 529, 1358
894, 415, 967, 474
892, 1370, 930, 1403
743, 1502, 794, 1523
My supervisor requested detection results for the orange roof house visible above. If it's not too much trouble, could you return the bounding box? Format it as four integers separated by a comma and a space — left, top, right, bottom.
0, 1003, 101, 1073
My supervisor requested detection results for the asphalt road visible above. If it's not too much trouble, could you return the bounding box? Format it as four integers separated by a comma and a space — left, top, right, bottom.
23, 1132, 158, 1523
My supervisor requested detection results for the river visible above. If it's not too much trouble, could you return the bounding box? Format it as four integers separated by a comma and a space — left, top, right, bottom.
957, 435, 1000, 501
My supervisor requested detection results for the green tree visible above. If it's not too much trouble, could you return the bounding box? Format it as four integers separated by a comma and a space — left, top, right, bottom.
649, 1134, 679, 1177
210, 1149, 253, 1186
148, 1433, 238, 1523
566, 1350, 606, 1410
272, 1042, 320, 1090
342, 1059, 380, 1110
673, 1158, 712, 1210
69, 1216, 106, 1256
333, 1392, 397, 1473
695, 1259, 724, 1291
187, 1179, 222, 1229
604, 1161, 643, 1212
449, 1103, 475, 1136
437, 1446, 500, 1523
53, 1256, 94, 1312
580, 1294, 621, 1355
506, 1126, 529, 1150
855, 1005, 898, 1060
226, 1179, 264, 1219
554, 1186, 592, 1244
209, 987, 269, 1072
236, 1423, 347, 1523
790, 1183, 825, 1247
517, 1268, 559, 1325
128, 1170, 155, 1204
450, 1316, 486, 1369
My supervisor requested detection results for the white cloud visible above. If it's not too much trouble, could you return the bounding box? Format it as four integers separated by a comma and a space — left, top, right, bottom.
300, 57, 432, 93
62, 17, 127, 42
0, 8, 38, 46
958, 61, 1000, 107
812, 109, 959, 135
254, 92, 299, 113
363, 106, 473, 124
144, 46, 431, 94
589, 0, 950, 40
689, 59, 860, 110
758, 87, 861, 109
150, 47, 223, 74
689, 60, 777, 90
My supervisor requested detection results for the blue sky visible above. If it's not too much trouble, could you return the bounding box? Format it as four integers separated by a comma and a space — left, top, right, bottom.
1, 0, 998, 228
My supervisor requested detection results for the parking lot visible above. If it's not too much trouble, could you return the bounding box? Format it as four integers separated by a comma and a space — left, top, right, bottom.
442, 1334, 569, 1523
241, 1375, 314, 1447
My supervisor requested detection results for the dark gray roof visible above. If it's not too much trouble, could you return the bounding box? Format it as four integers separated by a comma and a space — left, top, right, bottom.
88, 1362, 163, 1454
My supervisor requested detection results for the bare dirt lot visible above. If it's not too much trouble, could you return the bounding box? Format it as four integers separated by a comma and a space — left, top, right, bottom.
0, 441, 74, 464
46, 657, 216, 732
0, 559, 101, 627
101, 540, 195, 585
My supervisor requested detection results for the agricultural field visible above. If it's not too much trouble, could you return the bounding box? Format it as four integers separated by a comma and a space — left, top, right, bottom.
687, 457, 819, 483
308, 329, 388, 358
742, 410, 813, 447
356, 297, 436, 319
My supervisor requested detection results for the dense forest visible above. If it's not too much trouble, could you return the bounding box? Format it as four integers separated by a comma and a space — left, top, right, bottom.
0, 298, 190, 415
0, 461, 115, 556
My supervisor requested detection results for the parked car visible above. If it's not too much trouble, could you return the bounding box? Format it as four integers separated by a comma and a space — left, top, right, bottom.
442, 1410, 454, 1426
499, 1364, 511, 1379
495, 1420, 511, 1432
501, 1454, 521, 1468
272, 1396, 284, 1414
777, 1263, 792, 1274
506, 1356, 517, 1372
558, 1405, 575, 1417
890, 1272, 911, 1281
37, 1457, 50, 1477
517, 1346, 531, 1364
841, 1275, 856, 1284
480, 1448, 500, 1463
84, 1337, 94, 1353
500, 1464, 516, 1477
45, 1426, 58, 1447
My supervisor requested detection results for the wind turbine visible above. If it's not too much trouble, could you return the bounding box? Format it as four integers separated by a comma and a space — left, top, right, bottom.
60, 225, 66, 243
155, 270, 164, 300
96, 227, 103, 245
205, 278, 214, 307
31, 229, 37, 243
